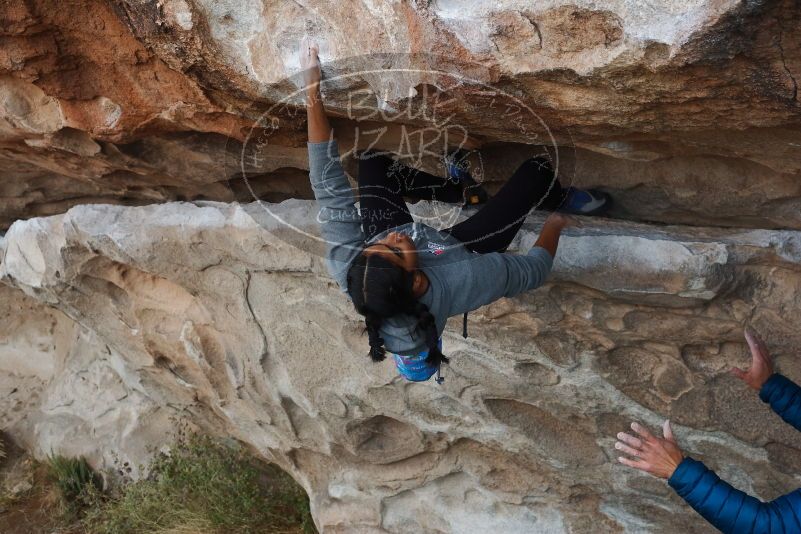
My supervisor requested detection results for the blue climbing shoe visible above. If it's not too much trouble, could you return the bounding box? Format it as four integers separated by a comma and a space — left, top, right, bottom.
561, 187, 611, 215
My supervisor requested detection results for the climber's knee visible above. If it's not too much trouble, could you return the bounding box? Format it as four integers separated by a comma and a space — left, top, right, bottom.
508, 157, 555, 197
515, 157, 553, 179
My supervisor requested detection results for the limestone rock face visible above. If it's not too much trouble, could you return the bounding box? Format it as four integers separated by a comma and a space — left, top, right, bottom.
3, 201, 801, 533
1, 0, 800, 229
0, 283, 178, 475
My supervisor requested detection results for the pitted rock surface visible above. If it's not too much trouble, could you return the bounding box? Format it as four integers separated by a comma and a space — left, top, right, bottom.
2, 201, 801, 532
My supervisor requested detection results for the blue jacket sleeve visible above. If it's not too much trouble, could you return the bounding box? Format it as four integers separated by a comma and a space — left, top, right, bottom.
308, 140, 364, 291
668, 457, 801, 533
760, 374, 801, 432
444, 246, 553, 317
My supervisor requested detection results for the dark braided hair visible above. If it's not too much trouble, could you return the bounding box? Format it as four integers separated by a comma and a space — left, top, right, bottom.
346, 251, 449, 367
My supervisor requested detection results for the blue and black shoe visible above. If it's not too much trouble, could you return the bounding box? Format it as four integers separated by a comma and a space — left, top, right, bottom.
444, 150, 489, 207
560, 187, 611, 216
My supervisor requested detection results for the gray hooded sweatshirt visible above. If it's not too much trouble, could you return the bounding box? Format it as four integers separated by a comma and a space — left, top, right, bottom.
309, 140, 553, 356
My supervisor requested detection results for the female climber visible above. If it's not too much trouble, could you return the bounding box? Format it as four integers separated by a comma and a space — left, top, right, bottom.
301, 40, 610, 383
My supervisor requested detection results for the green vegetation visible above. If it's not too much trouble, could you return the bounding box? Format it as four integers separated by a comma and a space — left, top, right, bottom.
45, 454, 102, 517
2, 434, 315, 534
84, 434, 314, 534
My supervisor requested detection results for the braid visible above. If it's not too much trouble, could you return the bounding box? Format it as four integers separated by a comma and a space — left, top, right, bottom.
365, 314, 386, 362
409, 301, 449, 367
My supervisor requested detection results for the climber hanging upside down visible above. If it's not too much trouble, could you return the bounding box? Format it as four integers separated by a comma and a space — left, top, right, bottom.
300, 39, 610, 383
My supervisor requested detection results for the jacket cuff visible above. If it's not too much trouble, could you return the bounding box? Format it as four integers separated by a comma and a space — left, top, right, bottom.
667, 457, 705, 493
307, 139, 341, 179
307, 138, 340, 159
307, 139, 338, 151
528, 246, 555, 271
759, 373, 790, 404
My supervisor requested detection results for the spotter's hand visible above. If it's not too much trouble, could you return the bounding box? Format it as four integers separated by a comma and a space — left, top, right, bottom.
731, 327, 774, 391
615, 420, 684, 479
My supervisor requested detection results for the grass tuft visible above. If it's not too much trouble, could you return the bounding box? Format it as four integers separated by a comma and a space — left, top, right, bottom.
43, 454, 103, 522
82, 434, 315, 534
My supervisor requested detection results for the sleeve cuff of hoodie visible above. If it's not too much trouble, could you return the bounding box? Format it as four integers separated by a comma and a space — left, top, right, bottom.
759, 373, 789, 403
527, 245, 554, 272
668, 457, 705, 493
307, 139, 338, 150
307, 139, 341, 180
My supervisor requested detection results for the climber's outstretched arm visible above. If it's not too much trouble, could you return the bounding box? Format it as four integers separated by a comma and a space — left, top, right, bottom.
301, 39, 364, 291
302, 40, 332, 143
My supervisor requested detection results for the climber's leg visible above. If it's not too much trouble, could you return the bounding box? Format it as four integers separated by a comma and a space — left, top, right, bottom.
445, 157, 564, 254
369, 152, 464, 203
357, 152, 463, 239
357, 152, 414, 240
394, 161, 465, 204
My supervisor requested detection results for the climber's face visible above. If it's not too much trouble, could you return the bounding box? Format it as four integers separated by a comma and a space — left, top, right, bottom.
363, 232, 418, 272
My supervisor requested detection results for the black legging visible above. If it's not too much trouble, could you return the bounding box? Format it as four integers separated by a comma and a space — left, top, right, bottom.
357, 152, 566, 253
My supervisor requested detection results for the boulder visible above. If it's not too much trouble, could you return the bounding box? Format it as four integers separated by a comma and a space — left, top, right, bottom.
2, 200, 801, 532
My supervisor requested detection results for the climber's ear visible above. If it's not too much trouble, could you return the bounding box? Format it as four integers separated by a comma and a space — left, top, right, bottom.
410, 270, 427, 298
